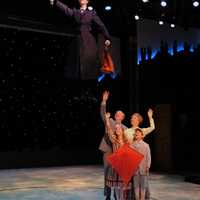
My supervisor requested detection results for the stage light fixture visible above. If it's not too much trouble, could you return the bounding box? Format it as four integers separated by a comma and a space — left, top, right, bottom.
105, 5, 112, 11
142, 0, 149, 3
88, 6, 93, 10
159, 20, 164, 25
193, 1, 199, 7
161, 1, 167, 7
134, 15, 140, 20
170, 23, 175, 28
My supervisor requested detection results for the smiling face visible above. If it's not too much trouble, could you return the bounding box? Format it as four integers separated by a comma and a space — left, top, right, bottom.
115, 124, 124, 136
114, 111, 125, 123
130, 113, 143, 127
135, 128, 144, 140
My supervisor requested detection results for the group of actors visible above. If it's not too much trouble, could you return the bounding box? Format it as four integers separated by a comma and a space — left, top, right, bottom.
99, 91, 155, 200
48, 1, 156, 199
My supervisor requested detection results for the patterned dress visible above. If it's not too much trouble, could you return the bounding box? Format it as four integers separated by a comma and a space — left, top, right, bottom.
105, 124, 132, 192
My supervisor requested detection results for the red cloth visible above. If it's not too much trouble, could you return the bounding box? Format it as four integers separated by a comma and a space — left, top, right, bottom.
107, 144, 144, 185
100, 49, 115, 73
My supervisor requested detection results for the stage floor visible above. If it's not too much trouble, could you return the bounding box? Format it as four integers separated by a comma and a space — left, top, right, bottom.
0, 165, 199, 200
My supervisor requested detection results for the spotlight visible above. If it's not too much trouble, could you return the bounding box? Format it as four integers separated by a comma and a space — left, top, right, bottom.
193, 1, 199, 7
161, 1, 167, 7
134, 15, 140, 20
88, 6, 93, 10
159, 20, 164, 25
170, 23, 175, 28
142, 0, 149, 3
105, 5, 112, 11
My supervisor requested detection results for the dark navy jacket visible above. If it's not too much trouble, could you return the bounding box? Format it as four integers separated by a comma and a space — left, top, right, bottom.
55, 0, 111, 79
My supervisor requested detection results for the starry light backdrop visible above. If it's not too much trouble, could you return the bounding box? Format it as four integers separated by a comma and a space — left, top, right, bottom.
0, 26, 103, 154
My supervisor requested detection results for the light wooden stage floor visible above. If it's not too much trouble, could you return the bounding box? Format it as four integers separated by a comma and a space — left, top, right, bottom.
0, 165, 199, 200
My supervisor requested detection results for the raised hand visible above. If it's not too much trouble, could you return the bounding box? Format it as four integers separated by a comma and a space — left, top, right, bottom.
104, 40, 111, 51
147, 108, 153, 118
105, 112, 111, 119
105, 40, 111, 47
102, 90, 109, 103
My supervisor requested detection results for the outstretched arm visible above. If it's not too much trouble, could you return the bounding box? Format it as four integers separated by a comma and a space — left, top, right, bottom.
92, 11, 111, 47
100, 90, 109, 123
142, 108, 155, 137
105, 113, 116, 143
50, 0, 74, 17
